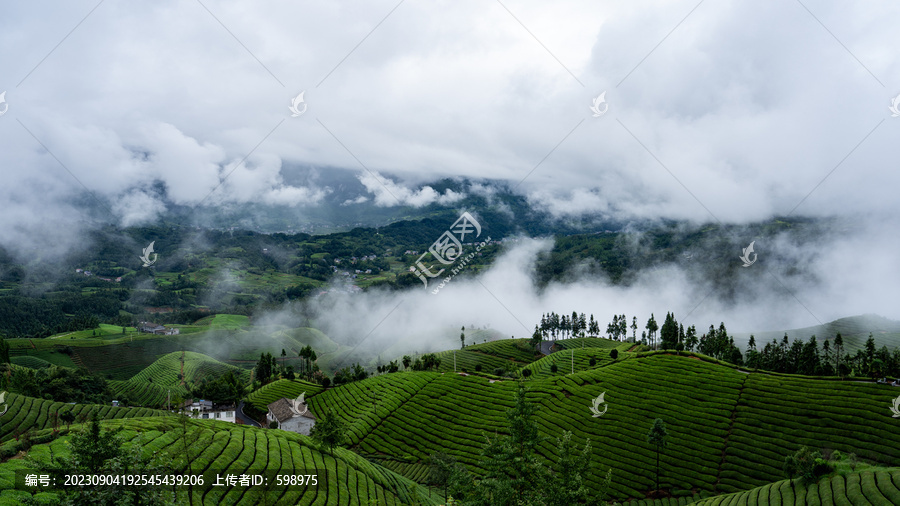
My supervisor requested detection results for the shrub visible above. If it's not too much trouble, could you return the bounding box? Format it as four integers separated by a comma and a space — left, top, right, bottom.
475, 364, 482, 372
609, 349, 618, 359
522, 369, 532, 378
269, 421, 278, 429
550, 364, 558, 373
589, 358, 597, 367
493, 368, 505, 376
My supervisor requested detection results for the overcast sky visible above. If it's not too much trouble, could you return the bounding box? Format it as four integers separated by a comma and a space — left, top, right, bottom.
2, 0, 899, 222
1, 1, 898, 330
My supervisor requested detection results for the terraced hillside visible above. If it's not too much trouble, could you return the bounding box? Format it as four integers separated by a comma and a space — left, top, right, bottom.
246, 379, 325, 411
309, 352, 900, 502
109, 351, 251, 407
9, 356, 52, 370
194, 314, 251, 329
551, 337, 631, 351
690, 467, 900, 505
0, 417, 439, 505
521, 347, 624, 379
432, 348, 524, 374
461, 339, 538, 363
0, 393, 168, 442
719, 372, 900, 493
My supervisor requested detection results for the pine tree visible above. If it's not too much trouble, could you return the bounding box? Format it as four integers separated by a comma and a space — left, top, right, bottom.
834, 333, 844, 374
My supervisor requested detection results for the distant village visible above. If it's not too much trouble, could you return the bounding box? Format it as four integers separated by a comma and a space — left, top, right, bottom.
137, 321, 180, 335
74, 268, 121, 283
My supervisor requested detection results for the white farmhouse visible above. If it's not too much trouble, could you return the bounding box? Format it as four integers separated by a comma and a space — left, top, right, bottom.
267, 393, 316, 435
187, 399, 237, 423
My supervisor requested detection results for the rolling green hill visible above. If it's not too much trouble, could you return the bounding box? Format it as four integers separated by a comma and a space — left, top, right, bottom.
0, 393, 168, 442
308, 352, 900, 502
521, 347, 623, 379
245, 379, 325, 412
194, 314, 251, 330
689, 467, 900, 505
459, 339, 538, 363
109, 351, 251, 407
0, 417, 440, 505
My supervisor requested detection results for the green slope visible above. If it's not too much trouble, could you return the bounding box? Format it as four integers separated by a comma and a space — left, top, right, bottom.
689, 467, 900, 505
308, 352, 900, 502
0, 393, 168, 443
245, 379, 325, 411
109, 351, 251, 407
521, 347, 624, 379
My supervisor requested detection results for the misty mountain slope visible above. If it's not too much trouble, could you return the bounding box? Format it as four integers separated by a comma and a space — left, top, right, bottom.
732, 314, 900, 354
308, 352, 900, 501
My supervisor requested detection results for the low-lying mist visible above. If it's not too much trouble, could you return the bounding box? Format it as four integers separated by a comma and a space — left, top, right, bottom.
256, 216, 899, 365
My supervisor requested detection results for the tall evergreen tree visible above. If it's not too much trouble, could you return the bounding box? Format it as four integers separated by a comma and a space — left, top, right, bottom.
645, 314, 658, 349
473, 380, 548, 506
646, 418, 668, 491
659, 312, 679, 350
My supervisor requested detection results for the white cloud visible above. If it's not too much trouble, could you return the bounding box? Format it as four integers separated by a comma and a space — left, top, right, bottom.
357, 172, 465, 207
113, 190, 167, 227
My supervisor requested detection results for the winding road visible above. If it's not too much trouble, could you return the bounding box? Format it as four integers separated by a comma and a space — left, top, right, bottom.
236, 401, 261, 427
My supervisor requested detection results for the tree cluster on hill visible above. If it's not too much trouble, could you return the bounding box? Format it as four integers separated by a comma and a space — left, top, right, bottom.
6, 365, 112, 404
254, 352, 278, 385
534, 310, 743, 362
745, 332, 900, 378
376, 360, 400, 374
410, 353, 441, 371
191, 369, 247, 406
0, 294, 115, 338
332, 363, 368, 385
